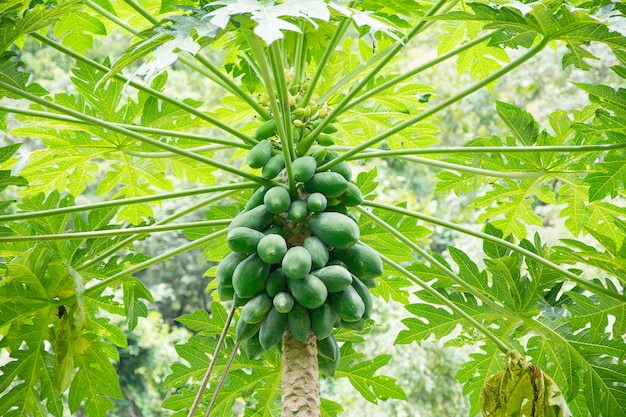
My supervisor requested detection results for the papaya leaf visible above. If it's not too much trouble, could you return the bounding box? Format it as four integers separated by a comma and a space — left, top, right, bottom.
52, 10, 107, 54
0, 0, 82, 52
479, 350, 572, 417
496, 101, 540, 145
584, 151, 626, 201
335, 343, 407, 404
67, 335, 123, 417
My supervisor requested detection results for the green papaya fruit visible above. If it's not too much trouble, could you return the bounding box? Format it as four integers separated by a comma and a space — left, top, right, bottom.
288, 200, 309, 223
257, 234, 288, 264
306, 192, 328, 213
303, 172, 348, 198
351, 275, 373, 320
287, 274, 328, 309
317, 333, 338, 361
318, 349, 340, 377
312, 265, 353, 293
264, 186, 292, 214
244, 187, 267, 211
254, 119, 276, 140
282, 246, 312, 280
288, 304, 311, 343
228, 205, 274, 231
265, 268, 288, 297
242, 332, 266, 360
227, 226, 265, 254
259, 307, 288, 350
262, 154, 285, 179
331, 286, 365, 322
292, 156, 317, 182
247, 139, 273, 169
332, 243, 383, 279
340, 182, 363, 206
310, 302, 336, 340
273, 291, 295, 313
308, 212, 359, 249
303, 236, 329, 269
216, 284, 235, 301
241, 293, 273, 324
232, 254, 270, 298
216, 252, 246, 288
325, 151, 352, 181
236, 318, 262, 342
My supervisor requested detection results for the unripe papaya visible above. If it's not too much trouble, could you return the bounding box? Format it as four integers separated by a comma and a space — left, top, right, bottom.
247, 140, 273, 169
332, 243, 383, 279
254, 119, 276, 140
217, 284, 235, 301
310, 302, 336, 340
264, 186, 291, 214
265, 268, 288, 297
317, 333, 338, 361
325, 151, 352, 181
228, 204, 274, 231
331, 286, 365, 322
308, 212, 359, 249
262, 154, 285, 179
288, 304, 311, 343
257, 234, 288, 264
312, 265, 353, 293
287, 274, 328, 309
316, 134, 335, 146
318, 349, 340, 377
232, 254, 270, 298
312, 148, 327, 165
273, 291, 295, 313
259, 307, 288, 350
227, 227, 265, 254
288, 200, 309, 223
216, 252, 246, 288
282, 246, 312, 280
303, 236, 329, 269
236, 318, 262, 342
306, 192, 327, 213
303, 172, 348, 198
351, 275, 373, 320
242, 332, 266, 359
340, 182, 363, 206
241, 293, 273, 324
292, 156, 317, 182
244, 187, 267, 211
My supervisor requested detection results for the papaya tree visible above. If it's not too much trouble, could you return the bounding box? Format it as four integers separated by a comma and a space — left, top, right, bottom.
1, 1, 626, 416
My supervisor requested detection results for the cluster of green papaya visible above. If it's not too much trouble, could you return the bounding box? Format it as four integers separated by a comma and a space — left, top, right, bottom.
215, 120, 382, 376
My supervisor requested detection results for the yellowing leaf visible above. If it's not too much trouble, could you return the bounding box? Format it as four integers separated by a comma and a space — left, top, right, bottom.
480, 351, 571, 417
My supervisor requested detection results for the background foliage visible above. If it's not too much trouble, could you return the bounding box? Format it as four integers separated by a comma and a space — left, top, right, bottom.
1, 0, 625, 416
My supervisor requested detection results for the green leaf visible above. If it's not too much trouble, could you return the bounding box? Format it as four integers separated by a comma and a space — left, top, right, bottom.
336, 343, 407, 404
496, 101, 540, 145
573, 82, 626, 114
0, 51, 48, 99
67, 336, 123, 417
359, 204, 431, 262
476, 178, 555, 240
52, 10, 107, 54
584, 151, 626, 201
122, 277, 153, 332
0, 321, 63, 417
0, 0, 82, 52
457, 343, 504, 417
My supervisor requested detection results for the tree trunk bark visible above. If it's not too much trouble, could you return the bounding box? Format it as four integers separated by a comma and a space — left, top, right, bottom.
281, 328, 320, 417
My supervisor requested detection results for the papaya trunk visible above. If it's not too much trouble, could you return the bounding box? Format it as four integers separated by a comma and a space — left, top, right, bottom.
281, 328, 320, 417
